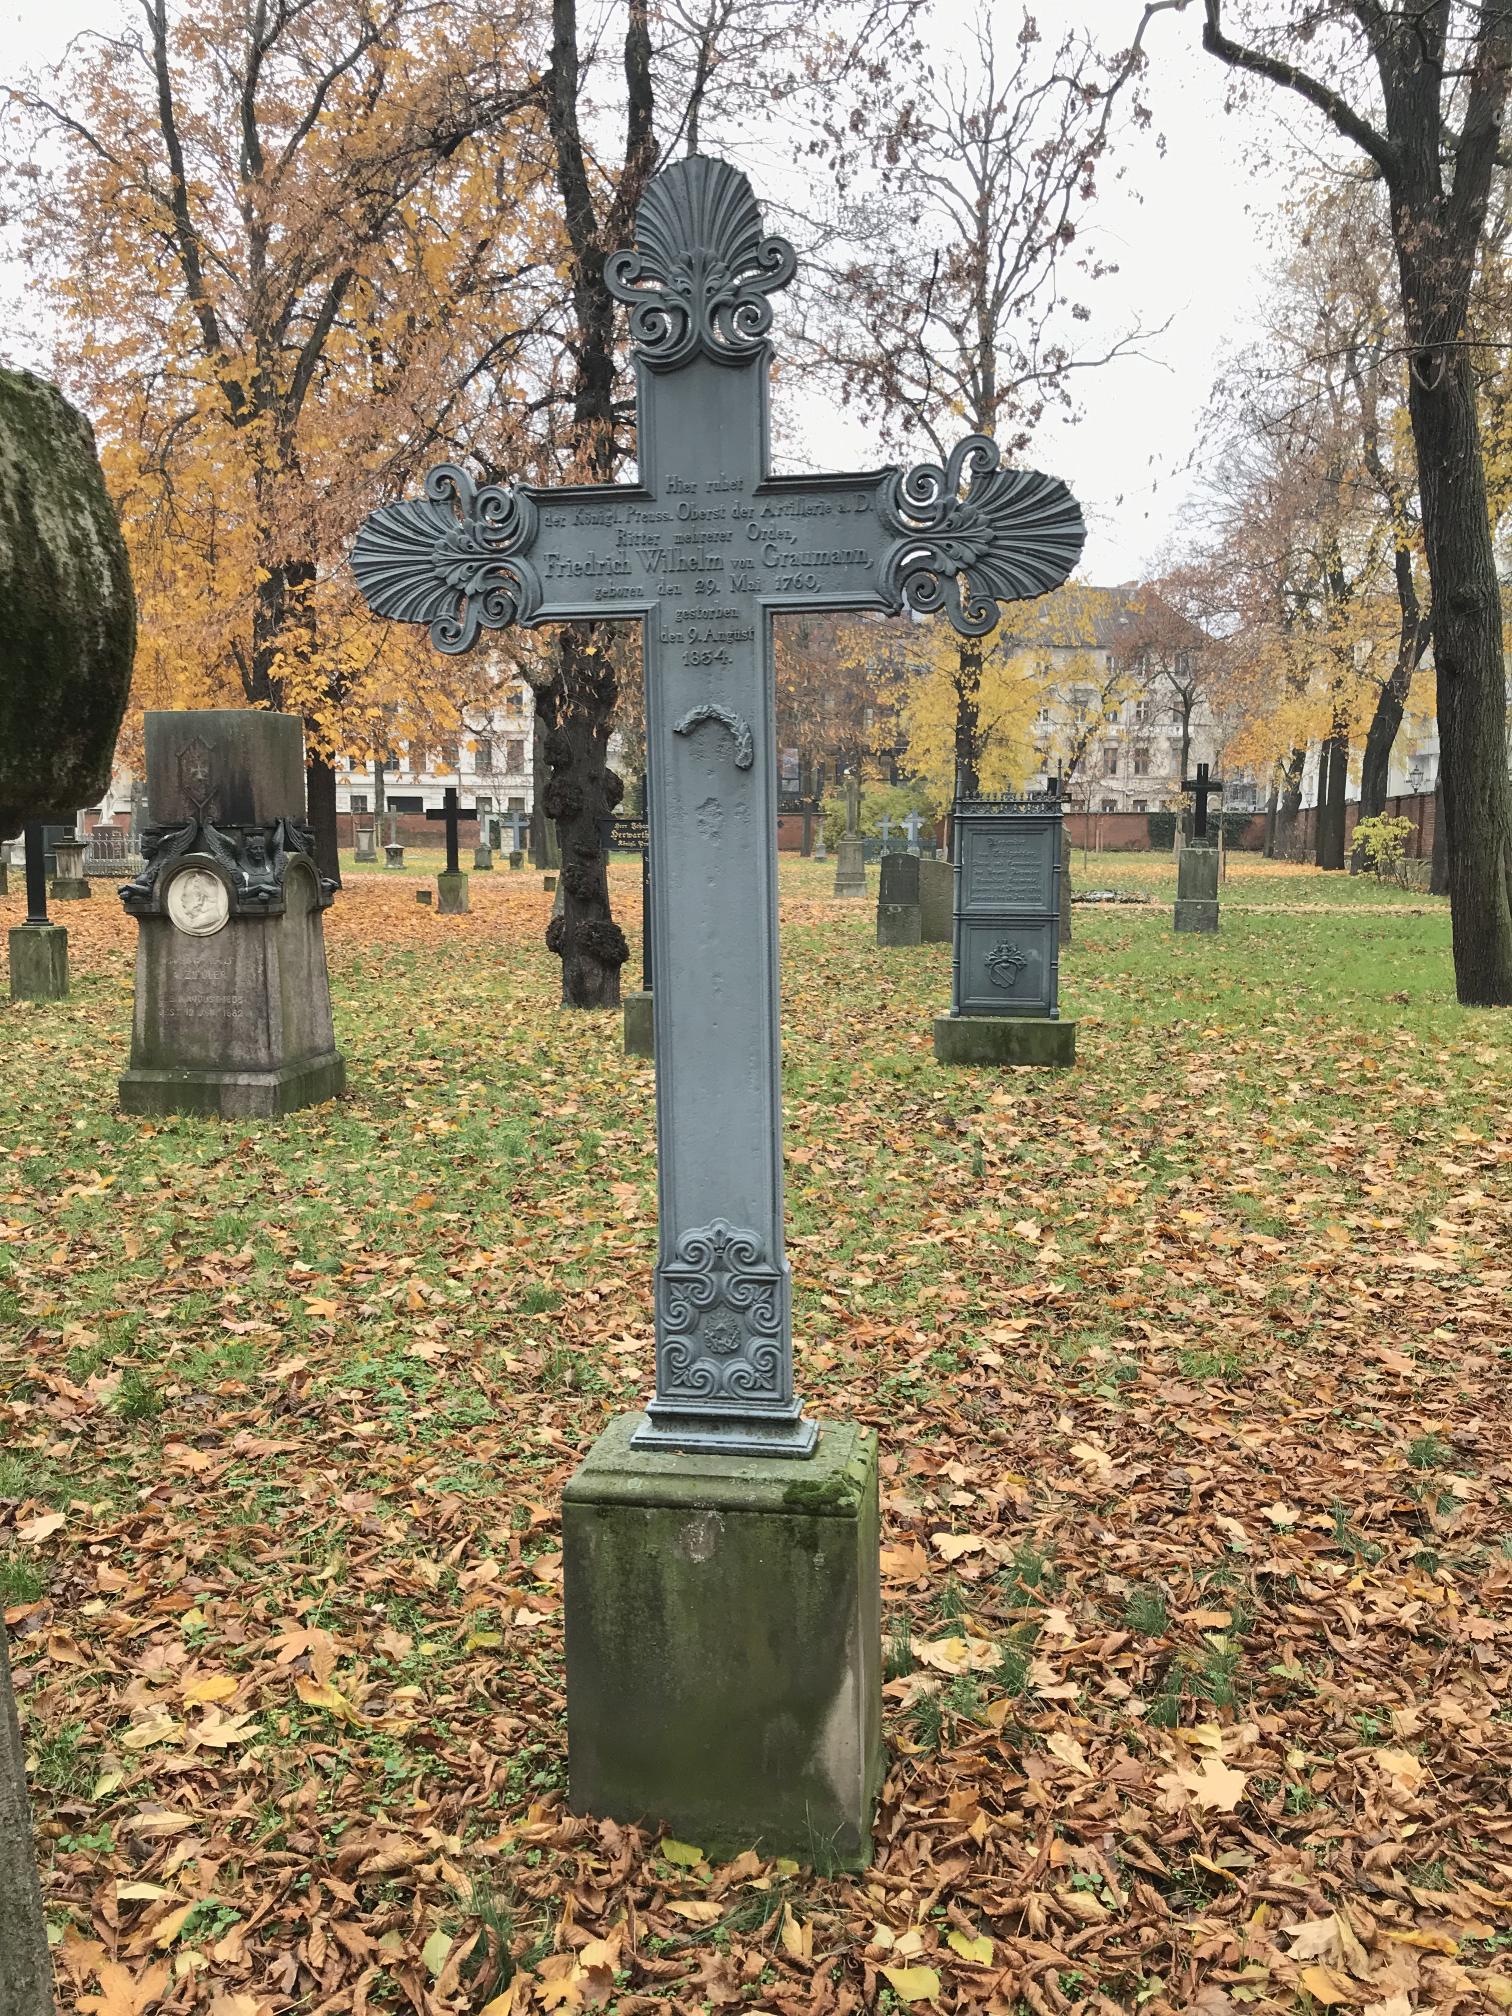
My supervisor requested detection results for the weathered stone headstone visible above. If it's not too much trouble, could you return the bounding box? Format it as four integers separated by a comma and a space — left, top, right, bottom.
50, 834, 92, 900
934, 790, 1076, 1067
1175, 763, 1222, 932
834, 771, 866, 897
118, 711, 346, 1116
877, 849, 922, 946
355, 822, 378, 863
918, 855, 953, 943
474, 840, 494, 870
384, 841, 405, 869
350, 155, 1082, 1863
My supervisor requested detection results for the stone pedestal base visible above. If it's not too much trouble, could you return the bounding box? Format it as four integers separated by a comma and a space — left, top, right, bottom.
624, 990, 654, 1057
543, 873, 557, 893
1174, 900, 1219, 933
509, 851, 524, 870
934, 1014, 1076, 1068
437, 869, 469, 914
564, 1414, 882, 1867
473, 845, 494, 871
833, 837, 865, 898
119, 1052, 345, 1118
9, 924, 68, 1001
354, 843, 377, 864
384, 844, 405, 869
50, 877, 91, 901
877, 903, 920, 947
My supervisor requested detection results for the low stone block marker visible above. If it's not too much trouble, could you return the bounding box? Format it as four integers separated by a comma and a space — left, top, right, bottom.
50, 836, 91, 900
623, 989, 654, 1057
564, 1414, 882, 1865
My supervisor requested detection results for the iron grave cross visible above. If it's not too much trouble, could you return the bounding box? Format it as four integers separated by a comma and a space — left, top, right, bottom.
426, 784, 478, 875
352, 157, 1084, 1458
1180, 760, 1224, 842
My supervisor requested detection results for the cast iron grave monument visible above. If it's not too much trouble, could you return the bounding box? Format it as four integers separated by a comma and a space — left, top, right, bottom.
833, 769, 866, 897
352, 156, 1083, 1862
935, 785, 1076, 1067
1175, 760, 1223, 933
119, 712, 347, 1117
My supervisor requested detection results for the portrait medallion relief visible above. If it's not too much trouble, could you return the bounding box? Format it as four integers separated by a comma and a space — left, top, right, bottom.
165, 866, 231, 938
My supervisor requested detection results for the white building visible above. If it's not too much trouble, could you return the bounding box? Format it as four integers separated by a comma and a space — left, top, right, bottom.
335, 686, 535, 840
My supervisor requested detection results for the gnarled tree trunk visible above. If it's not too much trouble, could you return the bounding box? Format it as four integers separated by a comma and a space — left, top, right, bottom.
539, 637, 628, 1007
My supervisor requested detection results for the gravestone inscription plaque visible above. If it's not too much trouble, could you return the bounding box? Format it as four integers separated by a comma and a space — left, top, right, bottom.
351, 156, 1083, 1860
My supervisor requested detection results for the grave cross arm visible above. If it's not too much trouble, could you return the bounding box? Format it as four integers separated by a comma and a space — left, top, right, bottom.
350, 155, 1086, 1460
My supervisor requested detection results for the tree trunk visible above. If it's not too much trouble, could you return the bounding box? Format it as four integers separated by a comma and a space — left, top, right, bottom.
1431, 775, 1450, 898
1274, 747, 1305, 860
1401, 325, 1512, 999
0, 1623, 53, 2016
953, 640, 982, 798
1264, 779, 1279, 858
1317, 734, 1348, 870
305, 749, 340, 887
540, 636, 627, 1008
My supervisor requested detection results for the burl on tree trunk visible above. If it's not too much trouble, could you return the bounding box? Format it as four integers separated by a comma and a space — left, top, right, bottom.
0, 1624, 54, 2015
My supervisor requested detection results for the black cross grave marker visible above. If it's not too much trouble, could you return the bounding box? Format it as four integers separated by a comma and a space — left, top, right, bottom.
425, 785, 479, 875
351, 156, 1085, 1457
1180, 761, 1224, 842
24, 820, 50, 926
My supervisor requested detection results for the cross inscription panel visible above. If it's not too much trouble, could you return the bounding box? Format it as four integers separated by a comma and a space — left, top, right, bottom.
352, 157, 1085, 1456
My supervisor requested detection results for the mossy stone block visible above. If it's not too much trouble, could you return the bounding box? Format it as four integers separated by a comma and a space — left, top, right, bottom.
9, 924, 68, 1001
563, 1413, 882, 1867
437, 869, 469, 914
933, 1013, 1076, 1068
624, 989, 654, 1057
877, 902, 921, 948
1174, 900, 1219, 933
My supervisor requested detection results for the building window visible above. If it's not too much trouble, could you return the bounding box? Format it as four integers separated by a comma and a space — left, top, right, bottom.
1102, 745, 1118, 776
476, 737, 494, 772
1035, 705, 1052, 725
505, 738, 525, 772
350, 794, 369, 814
506, 688, 524, 714
1100, 797, 1116, 812
508, 795, 525, 813
1133, 746, 1151, 777
1133, 697, 1152, 726
388, 794, 422, 813
439, 739, 459, 772
1133, 799, 1147, 813
1070, 686, 1092, 713
476, 794, 492, 814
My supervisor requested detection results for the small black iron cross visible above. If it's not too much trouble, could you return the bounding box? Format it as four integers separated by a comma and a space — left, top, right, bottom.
426, 786, 479, 874
1180, 761, 1224, 841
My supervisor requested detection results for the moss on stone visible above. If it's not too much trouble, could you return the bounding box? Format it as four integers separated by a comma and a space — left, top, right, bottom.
0, 369, 135, 831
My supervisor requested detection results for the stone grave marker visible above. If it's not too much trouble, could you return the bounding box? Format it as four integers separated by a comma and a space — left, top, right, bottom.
934, 786, 1076, 1067
50, 833, 92, 900
902, 809, 925, 854
384, 841, 405, 869
1175, 762, 1223, 932
355, 821, 378, 863
351, 155, 1082, 1862
877, 849, 921, 946
11, 822, 69, 1000
918, 854, 953, 942
834, 771, 866, 897
118, 711, 346, 1116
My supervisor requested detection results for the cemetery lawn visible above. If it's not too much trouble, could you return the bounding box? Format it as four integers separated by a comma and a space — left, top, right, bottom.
3, 858, 1510, 2016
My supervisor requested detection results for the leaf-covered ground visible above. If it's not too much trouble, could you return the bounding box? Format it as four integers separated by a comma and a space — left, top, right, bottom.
2, 855, 1510, 2016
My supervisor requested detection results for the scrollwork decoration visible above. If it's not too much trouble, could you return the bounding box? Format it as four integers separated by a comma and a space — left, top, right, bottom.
656, 1219, 785, 1403
351, 463, 540, 655
606, 157, 797, 370
880, 435, 1086, 638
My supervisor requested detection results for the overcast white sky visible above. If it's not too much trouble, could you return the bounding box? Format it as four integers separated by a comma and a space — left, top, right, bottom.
1, 0, 1303, 584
